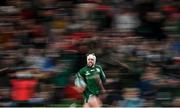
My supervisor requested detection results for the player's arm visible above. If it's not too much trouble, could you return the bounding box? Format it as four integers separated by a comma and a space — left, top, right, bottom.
74, 70, 86, 92
99, 66, 106, 83
97, 66, 106, 92
95, 75, 106, 94
77, 70, 86, 83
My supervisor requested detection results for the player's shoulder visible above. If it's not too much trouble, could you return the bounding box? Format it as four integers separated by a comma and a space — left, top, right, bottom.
81, 66, 89, 70
95, 65, 102, 69
79, 66, 88, 73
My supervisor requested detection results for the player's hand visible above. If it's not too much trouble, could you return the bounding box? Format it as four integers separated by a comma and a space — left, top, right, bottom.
101, 89, 106, 94
99, 90, 107, 101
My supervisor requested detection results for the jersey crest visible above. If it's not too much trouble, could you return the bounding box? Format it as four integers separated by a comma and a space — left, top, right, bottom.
85, 71, 90, 76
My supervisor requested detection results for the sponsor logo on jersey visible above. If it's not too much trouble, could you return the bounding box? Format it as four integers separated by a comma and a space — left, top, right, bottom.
86, 74, 99, 79
85, 71, 90, 76
96, 68, 100, 72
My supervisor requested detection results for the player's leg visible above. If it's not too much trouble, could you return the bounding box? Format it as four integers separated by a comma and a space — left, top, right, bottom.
88, 95, 102, 108
83, 102, 90, 108
83, 94, 90, 108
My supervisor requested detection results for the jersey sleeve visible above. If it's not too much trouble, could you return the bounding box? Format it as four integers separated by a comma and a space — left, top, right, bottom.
98, 65, 106, 83
74, 68, 86, 87
76, 67, 86, 82
77, 69, 83, 79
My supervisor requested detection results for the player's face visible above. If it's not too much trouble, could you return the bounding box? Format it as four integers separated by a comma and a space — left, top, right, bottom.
87, 58, 95, 67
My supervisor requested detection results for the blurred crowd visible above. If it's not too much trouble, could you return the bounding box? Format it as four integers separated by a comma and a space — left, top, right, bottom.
0, 0, 180, 107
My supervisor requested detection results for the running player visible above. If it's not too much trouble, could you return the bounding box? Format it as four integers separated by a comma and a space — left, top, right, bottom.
75, 53, 106, 108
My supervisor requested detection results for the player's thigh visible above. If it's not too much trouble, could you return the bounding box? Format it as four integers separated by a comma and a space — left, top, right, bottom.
83, 102, 90, 108
88, 95, 102, 107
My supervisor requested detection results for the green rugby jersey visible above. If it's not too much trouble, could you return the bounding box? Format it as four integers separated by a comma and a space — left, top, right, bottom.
76, 65, 106, 101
